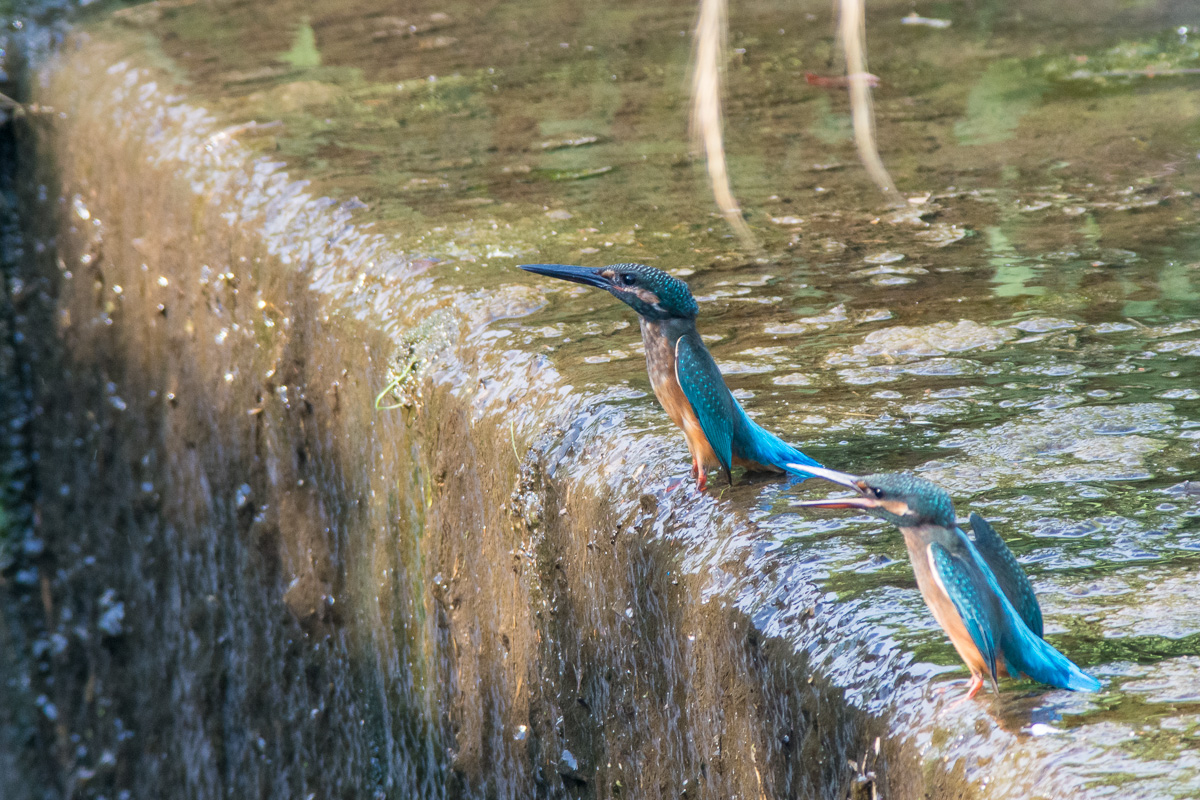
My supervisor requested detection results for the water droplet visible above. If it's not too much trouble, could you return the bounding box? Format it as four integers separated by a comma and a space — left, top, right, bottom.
36, 696, 58, 721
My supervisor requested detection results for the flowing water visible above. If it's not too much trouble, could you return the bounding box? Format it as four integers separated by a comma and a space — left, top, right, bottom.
5, 0, 1200, 796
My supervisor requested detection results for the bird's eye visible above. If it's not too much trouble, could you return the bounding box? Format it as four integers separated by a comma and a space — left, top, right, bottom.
620, 273, 637, 286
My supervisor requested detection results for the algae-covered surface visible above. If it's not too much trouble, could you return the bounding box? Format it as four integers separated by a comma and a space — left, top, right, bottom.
9, 0, 1200, 796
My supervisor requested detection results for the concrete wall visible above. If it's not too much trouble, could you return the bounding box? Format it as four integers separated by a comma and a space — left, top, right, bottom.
0, 32, 930, 800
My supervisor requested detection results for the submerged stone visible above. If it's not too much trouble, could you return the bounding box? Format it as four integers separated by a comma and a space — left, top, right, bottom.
829, 320, 1018, 365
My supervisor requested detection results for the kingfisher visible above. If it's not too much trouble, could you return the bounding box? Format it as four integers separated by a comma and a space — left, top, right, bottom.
793, 465, 1101, 699
519, 262, 822, 489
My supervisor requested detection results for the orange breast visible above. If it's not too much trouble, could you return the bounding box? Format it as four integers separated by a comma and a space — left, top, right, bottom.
902, 532, 1003, 680
640, 320, 721, 471
652, 367, 721, 470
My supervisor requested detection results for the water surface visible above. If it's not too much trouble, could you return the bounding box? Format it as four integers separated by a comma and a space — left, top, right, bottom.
86, 0, 1200, 795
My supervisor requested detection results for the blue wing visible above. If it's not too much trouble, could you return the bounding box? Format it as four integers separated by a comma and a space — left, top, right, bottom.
930, 542, 1002, 687
675, 332, 823, 478
674, 332, 735, 474
951, 537, 1102, 693
968, 513, 1043, 638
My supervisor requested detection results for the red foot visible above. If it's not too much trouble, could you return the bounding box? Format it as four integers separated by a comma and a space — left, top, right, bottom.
944, 675, 985, 714
690, 455, 709, 491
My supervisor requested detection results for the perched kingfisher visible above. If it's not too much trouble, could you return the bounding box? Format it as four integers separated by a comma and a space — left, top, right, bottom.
519, 262, 822, 489
793, 465, 1101, 699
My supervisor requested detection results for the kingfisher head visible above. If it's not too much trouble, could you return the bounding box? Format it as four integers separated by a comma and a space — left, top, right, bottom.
791, 465, 956, 530
519, 262, 699, 321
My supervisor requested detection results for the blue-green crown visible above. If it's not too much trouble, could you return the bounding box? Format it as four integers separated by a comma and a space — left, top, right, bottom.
862, 473, 956, 528
606, 263, 698, 319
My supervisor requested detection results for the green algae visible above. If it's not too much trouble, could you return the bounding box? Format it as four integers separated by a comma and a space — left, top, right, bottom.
955, 60, 1048, 146
279, 18, 321, 70
1044, 31, 1200, 82
374, 314, 444, 410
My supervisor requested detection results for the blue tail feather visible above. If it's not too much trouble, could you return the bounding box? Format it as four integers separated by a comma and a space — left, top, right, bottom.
960, 539, 1100, 693
732, 406, 822, 477
1000, 608, 1101, 692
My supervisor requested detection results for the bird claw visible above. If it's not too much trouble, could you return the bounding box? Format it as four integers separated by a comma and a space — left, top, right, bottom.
942, 676, 985, 714
690, 456, 708, 491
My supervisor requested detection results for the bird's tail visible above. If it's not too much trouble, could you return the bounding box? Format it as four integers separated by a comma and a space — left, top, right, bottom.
1001, 619, 1101, 692
733, 408, 823, 477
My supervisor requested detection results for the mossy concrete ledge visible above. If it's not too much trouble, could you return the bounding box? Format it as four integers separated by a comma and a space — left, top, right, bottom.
4, 31, 971, 800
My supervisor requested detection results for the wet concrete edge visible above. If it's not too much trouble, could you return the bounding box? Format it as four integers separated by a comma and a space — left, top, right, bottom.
0, 27, 982, 800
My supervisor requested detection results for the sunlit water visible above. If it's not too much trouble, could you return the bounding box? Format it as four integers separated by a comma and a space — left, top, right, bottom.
20, 0, 1200, 796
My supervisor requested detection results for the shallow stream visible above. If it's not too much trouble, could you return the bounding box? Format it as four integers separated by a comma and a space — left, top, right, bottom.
7, 0, 1200, 796
120, 0, 1200, 794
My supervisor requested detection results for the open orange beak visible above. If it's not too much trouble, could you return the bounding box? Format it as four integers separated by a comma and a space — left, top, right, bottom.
795, 495, 883, 511
790, 465, 882, 511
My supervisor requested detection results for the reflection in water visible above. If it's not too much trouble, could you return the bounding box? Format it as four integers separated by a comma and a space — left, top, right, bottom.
11, 0, 1200, 797
955, 60, 1048, 146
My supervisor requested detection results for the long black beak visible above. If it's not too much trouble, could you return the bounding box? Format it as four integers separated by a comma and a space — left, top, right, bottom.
519, 263, 611, 290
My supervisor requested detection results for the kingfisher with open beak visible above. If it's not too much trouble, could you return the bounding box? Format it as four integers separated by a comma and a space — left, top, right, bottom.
793, 465, 1101, 699
520, 262, 822, 489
